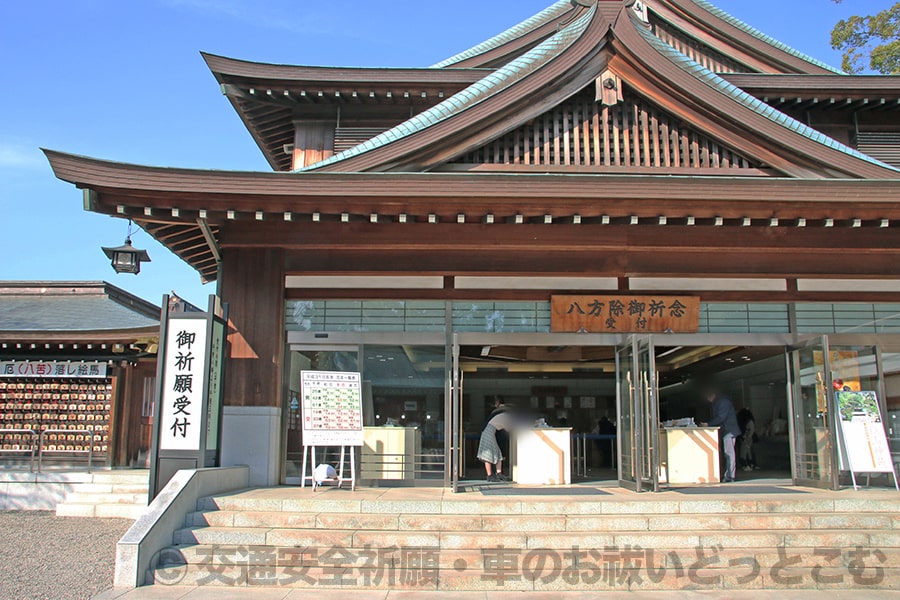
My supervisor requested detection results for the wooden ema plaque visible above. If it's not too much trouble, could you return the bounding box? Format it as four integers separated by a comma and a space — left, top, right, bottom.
551, 295, 700, 333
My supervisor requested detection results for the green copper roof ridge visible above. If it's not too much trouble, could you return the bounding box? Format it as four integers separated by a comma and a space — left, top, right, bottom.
299, 4, 597, 172
431, 0, 574, 69
636, 24, 898, 172
692, 0, 843, 74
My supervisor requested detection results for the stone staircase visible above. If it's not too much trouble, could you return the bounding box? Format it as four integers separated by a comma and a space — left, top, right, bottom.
149, 487, 900, 592
55, 469, 149, 519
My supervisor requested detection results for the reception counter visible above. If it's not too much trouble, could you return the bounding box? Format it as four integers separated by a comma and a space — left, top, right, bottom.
510, 428, 572, 485
659, 427, 720, 484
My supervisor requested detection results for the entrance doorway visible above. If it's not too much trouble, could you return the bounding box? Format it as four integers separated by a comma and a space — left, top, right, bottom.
457, 345, 618, 486
451, 341, 793, 491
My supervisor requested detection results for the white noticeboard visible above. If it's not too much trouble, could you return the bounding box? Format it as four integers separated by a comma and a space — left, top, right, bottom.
835, 391, 894, 474
159, 318, 208, 451
301, 370, 364, 447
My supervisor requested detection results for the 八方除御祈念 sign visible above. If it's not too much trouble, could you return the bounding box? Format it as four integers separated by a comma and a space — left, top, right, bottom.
551, 295, 700, 333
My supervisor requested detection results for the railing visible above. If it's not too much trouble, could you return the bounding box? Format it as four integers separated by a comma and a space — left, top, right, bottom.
0, 428, 39, 472
37, 429, 98, 473
573, 433, 617, 478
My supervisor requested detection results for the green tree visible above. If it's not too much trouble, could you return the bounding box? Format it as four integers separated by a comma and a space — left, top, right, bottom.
831, 2, 900, 74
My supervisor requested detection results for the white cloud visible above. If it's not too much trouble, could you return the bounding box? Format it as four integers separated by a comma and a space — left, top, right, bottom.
0, 143, 44, 170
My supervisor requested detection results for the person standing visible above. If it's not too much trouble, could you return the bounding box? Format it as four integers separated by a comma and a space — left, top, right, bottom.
477, 409, 515, 482
737, 408, 757, 471
704, 390, 741, 482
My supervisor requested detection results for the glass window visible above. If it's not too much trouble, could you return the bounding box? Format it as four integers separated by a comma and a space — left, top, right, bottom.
362, 345, 446, 482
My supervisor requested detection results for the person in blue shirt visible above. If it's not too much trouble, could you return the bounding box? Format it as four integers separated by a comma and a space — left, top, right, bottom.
703, 389, 742, 482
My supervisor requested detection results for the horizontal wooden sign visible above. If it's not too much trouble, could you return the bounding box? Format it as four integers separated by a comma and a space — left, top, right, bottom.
551, 295, 700, 333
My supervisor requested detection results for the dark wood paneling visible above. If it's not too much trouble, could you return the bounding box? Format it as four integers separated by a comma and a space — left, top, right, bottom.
284, 287, 900, 303
282, 247, 900, 278
221, 248, 285, 408
224, 222, 900, 252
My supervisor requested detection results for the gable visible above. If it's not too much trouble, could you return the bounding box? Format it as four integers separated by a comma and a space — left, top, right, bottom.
446, 84, 763, 174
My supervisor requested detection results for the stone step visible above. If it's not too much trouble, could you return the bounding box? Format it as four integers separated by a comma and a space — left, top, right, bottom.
183, 509, 899, 532
159, 543, 900, 571
171, 525, 900, 551
89, 471, 149, 484
67, 482, 148, 495
56, 502, 145, 519
195, 494, 900, 517
63, 491, 146, 505
149, 563, 900, 591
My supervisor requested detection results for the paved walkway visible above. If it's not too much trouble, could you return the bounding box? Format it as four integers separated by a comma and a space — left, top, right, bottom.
94, 588, 900, 599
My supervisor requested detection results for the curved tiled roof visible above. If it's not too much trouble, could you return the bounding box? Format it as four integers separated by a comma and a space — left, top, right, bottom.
693, 0, 843, 75
431, 0, 575, 68
301, 4, 597, 172
634, 21, 897, 172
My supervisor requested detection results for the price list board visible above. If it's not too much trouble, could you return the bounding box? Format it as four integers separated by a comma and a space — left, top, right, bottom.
300, 371, 364, 446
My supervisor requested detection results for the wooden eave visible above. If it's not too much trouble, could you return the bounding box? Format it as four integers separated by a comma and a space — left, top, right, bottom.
45, 148, 900, 282
659, 0, 838, 75
203, 52, 488, 86
0, 326, 160, 345
722, 73, 900, 112
305, 6, 895, 179
205, 52, 486, 171
44, 149, 900, 214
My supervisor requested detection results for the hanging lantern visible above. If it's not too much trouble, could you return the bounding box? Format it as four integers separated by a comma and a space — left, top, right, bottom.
102, 220, 151, 274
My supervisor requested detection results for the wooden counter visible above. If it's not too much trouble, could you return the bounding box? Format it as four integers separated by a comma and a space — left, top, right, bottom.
659, 427, 720, 484
510, 428, 572, 485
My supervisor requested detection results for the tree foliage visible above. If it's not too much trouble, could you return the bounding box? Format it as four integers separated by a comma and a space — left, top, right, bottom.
831, 2, 900, 74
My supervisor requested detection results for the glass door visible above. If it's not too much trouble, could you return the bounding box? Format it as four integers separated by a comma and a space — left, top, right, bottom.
637, 337, 660, 492
787, 337, 838, 489
616, 339, 638, 490
450, 334, 461, 492
616, 337, 659, 492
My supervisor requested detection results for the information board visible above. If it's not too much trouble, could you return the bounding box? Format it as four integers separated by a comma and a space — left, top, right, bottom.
301, 370, 364, 446
835, 391, 894, 474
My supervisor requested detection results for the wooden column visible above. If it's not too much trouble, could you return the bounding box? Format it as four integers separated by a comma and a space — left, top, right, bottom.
220, 248, 285, 408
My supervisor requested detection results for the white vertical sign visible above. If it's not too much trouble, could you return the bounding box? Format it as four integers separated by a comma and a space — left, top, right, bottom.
836, 391, 894, 473
159, 318, 208, 451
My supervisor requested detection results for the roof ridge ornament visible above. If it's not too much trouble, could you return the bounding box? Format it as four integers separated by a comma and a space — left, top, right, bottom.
628, 1, 650, 24
570, 0, 596, 7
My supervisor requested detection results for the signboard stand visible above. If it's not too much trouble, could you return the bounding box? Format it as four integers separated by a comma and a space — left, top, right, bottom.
301, 445, 356, 491
299, 370, 364, 493
149, 295, 228, 500
834, 390, 900, 491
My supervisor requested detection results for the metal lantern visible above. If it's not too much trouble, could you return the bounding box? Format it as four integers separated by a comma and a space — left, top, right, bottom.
102, 220, 151, 274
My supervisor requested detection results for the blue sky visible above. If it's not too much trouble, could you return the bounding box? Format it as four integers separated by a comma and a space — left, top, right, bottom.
0, 0, 888, 307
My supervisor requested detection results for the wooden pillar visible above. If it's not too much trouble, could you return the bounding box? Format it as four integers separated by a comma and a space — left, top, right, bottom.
218, 247, 285, 485
220, 248, 285, 408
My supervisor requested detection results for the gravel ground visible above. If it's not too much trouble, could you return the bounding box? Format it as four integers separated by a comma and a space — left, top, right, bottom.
0, 511, 132, 600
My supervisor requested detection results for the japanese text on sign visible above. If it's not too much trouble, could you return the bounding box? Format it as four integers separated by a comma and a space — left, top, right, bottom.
159, 318, 208, 451
551, 296, 700, 333
301, 371, 364, 447
0, 361, 107, 379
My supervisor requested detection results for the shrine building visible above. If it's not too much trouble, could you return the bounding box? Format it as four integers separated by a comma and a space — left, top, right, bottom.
45, 0, 900, 492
